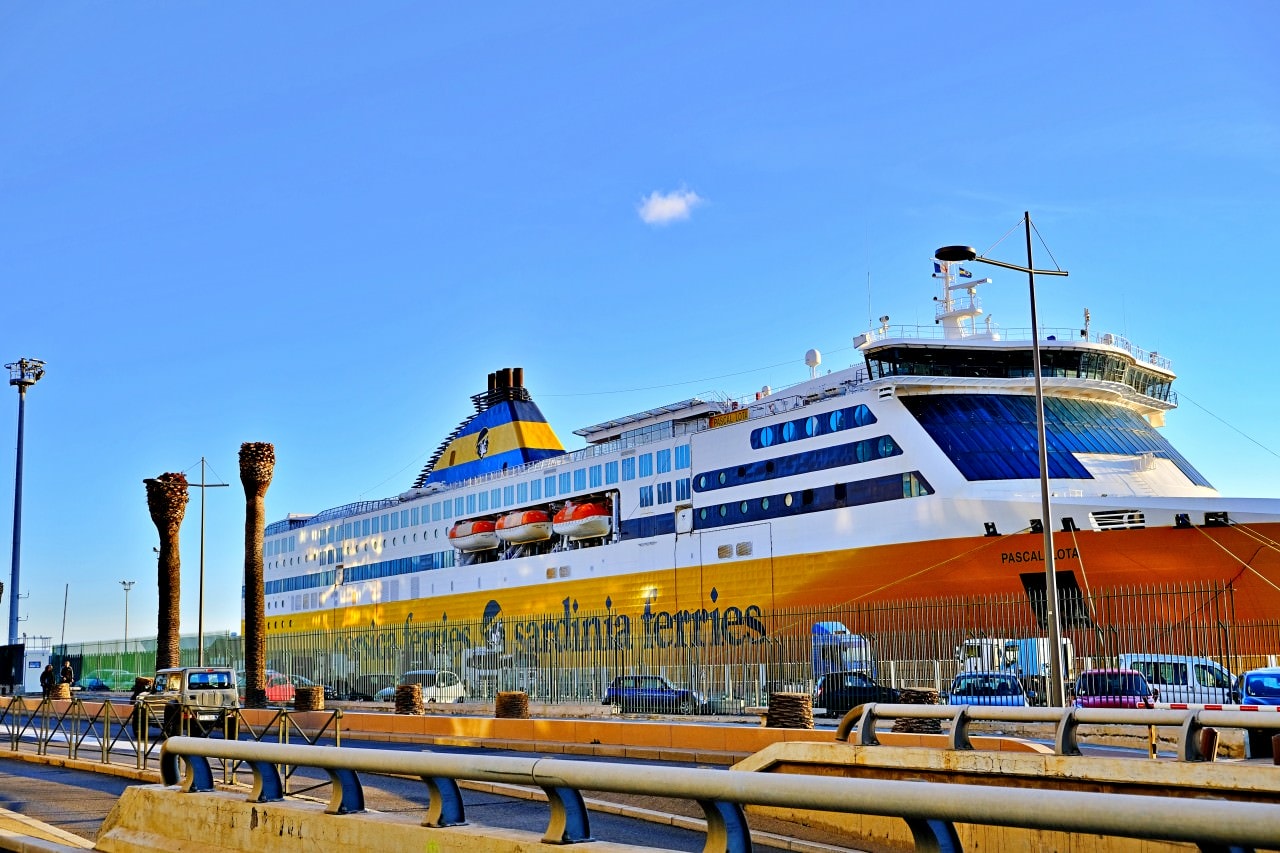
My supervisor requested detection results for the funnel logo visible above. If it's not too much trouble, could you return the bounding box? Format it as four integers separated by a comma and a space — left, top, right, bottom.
481, 599, 504, 652
476, 427, 490, 459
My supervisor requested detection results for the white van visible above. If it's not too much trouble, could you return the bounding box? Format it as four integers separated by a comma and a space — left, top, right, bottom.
1118, 654, 1238, 705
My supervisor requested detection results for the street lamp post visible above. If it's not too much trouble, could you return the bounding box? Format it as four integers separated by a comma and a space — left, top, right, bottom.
936, 211, 1070, 706
120, 580, 135, 671
6, 358, 45, 646
192, 458, 229, 666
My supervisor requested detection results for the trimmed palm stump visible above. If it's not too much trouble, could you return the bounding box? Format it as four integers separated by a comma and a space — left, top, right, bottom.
765, 692, 814, 729
496, 691, 530, 719
294, 685, 324, 712
394, 684, 423, 715
890, 687, 941, 733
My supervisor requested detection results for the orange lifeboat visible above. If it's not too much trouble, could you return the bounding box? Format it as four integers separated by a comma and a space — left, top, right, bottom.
495, 509, 553, 544
448, 519, 499, 552
552, 501, 612, 540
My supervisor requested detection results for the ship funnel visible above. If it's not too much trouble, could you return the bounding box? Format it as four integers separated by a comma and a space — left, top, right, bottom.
513, 367, 524, 388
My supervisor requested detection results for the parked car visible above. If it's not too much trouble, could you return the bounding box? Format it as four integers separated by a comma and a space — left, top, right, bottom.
134, 666, 240, 738
1070, 668, 1156, 709
602, 674, 708, 715
812, 670, 899, 717
945, 672, 1031, 706
77, 669, 135, 692
1238, 667, 1280, 706
347, 672, 399, 702
283, 674, 338, 701
376, 669, 467, 703
1118, 653, 1238, 705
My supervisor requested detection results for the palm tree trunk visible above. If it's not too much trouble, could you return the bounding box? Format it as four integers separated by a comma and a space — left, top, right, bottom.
144, 473, 189, 670
240, 442, 275, 708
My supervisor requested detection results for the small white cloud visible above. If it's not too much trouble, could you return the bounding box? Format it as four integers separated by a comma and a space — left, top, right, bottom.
637, 188, 704, 225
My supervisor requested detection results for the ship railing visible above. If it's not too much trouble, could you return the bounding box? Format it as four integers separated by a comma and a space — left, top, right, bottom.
859, 324, 1173, 370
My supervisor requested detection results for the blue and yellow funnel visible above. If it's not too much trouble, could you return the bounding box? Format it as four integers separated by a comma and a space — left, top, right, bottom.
413, 368, 565, 488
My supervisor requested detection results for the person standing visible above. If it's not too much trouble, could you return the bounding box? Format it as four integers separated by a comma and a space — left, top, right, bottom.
59, 660, 75, 686
39, 664, 55, 700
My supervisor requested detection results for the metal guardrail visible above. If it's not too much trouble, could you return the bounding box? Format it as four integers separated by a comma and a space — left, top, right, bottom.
838, 702, 1280, 761
0, 695, 342, 774
159, 737, 1280, 852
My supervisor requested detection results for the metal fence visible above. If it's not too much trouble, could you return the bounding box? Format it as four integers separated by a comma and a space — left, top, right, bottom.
55, 582, 1280, 710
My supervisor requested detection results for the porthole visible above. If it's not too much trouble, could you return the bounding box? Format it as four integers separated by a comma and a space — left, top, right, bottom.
719, 505, 728, 517
699, 508, 708, 520
698, 474, 708, 489
782, 421, 797, 442
736, 466, 746, 478
829, 410, 845, 432
718, 472, 727, 486
761, 497, 770, 510
765, 460, 775, 474
759, 426, 775, 447
878, 436, 895, 457
740, 501, 749, 514
805, 416, 819, 437
784, 493, 793, 507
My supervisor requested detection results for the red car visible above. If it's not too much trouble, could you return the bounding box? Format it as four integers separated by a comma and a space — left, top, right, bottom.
1071, 668, 1156, 709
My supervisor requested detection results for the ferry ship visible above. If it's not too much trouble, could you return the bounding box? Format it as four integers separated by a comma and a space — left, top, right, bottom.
259, 259, 1280, 651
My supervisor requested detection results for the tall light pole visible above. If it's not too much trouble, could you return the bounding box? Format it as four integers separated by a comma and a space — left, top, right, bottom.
936, 211, 1070, 706
120, 580, 135, 670
193, 457, 229, 666
7, 358, 45, 646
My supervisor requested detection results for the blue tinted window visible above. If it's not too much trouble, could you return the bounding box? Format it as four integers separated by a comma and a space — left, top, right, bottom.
466, 494, 476, 514
639, 454, 653, 477
454, 497, 465, 516
478, 492, 489, 511
490, 488, 501, 508
517, 482, 528, 503
574, 468, 587, 490
441, 500, 452, 520
503, 486, 515, 506
676, 478, 691, 501
622, 457, 636, 481
605, 461, 619, 484
590, 465, 602, 487
544, 475, 556, 497
531, 479, 542, 500
674, 445, 691, 469
657, 482, 672, 504
900, 394, 1210, 486
656, 449, 671, 473
362, 519, 370, 536
639, 485, 654, 507
693, 436, 903, 492
559, 472, 571, 494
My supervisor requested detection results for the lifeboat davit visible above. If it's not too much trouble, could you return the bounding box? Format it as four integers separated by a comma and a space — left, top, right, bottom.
495, 510, 553, 544
448, 519, 499, 552
552, 501, 612, 540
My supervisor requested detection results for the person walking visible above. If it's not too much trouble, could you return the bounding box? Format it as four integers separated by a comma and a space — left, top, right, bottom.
59, 660, 75, 686
39, 664, 55, 700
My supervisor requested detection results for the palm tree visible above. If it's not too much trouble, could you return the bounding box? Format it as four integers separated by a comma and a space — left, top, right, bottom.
144, 472, 189, 670
239, 442, 275, 708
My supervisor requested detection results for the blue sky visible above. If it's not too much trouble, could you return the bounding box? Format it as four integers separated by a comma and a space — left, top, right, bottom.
2, 3, 1277, 645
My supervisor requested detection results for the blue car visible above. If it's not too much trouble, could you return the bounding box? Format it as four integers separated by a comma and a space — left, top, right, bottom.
1239, 667, 1280, 706
945, 672, 1031, 706
602, 674, 707, 715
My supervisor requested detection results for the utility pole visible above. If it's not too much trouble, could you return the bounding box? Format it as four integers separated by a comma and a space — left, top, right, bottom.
7, 358, 45, 646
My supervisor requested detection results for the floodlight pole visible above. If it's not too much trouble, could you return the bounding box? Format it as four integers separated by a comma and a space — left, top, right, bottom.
193, 458, 229, 666
7, 358, 45, 647
120, 581, 135, 669
936, 212, 1070, 706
